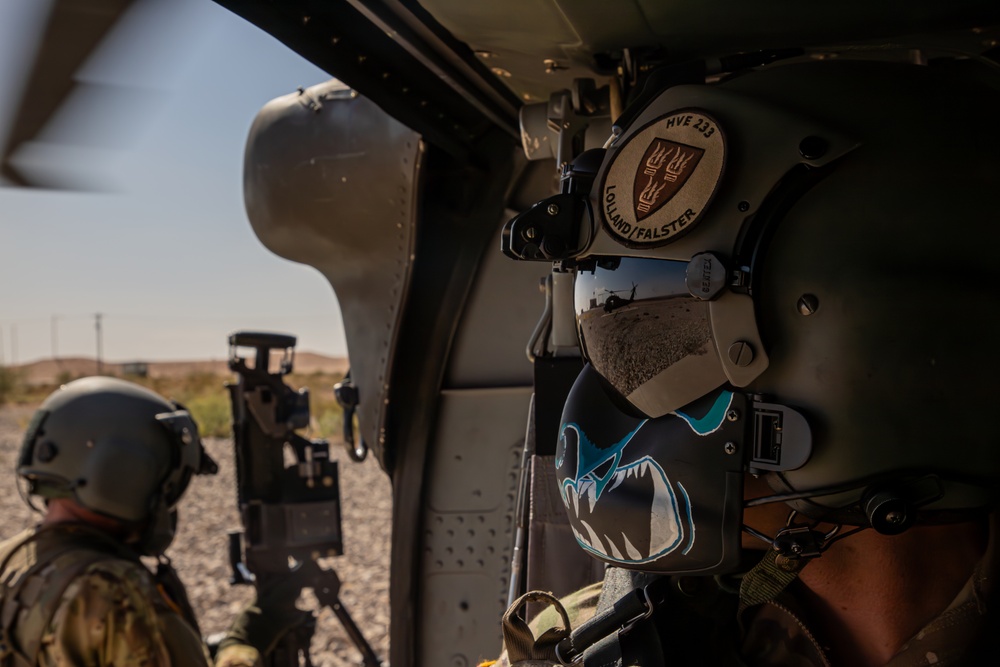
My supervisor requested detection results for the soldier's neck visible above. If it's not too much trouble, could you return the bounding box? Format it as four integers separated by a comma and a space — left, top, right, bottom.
796, 520, 987, 667
42, 498, 130, 537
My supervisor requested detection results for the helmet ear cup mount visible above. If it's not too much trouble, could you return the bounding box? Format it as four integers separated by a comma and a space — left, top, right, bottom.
864, 491, 914, 535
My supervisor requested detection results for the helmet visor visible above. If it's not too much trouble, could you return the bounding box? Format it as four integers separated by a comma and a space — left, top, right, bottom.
575, 257, 729, 418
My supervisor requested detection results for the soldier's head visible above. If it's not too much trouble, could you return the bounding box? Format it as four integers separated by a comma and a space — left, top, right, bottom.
18, 376, 218, 555
534, 56, 1000, 574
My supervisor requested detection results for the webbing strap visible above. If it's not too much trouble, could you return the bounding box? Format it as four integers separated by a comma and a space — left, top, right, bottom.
502, 591, 572, 664
567, 570, 665, 666
737, 549, 806, 620
581, 632, 623, 667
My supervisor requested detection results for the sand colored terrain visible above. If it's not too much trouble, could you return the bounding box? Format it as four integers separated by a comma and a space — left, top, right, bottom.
11, 352, 349, 386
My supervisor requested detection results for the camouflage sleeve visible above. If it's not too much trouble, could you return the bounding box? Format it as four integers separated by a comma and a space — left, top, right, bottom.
214, 643, 262, 667
528, 582, 603, 635
484, 582, 603, 667
33, 558, 263, 667
39, 560, 175, 667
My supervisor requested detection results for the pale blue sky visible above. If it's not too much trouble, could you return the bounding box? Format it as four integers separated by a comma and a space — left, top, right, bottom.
0, 0, 348, 364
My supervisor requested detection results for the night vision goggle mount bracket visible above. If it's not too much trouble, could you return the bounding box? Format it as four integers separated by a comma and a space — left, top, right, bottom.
502, 148, 605, 262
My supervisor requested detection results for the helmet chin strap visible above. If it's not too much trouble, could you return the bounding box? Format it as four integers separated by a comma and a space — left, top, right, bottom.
737, 509, 868, 625
136, 503, 177, 557
743, 509, 867, 558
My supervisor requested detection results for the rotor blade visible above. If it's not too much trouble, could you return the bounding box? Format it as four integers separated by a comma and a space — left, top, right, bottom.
1, 0, 136, 187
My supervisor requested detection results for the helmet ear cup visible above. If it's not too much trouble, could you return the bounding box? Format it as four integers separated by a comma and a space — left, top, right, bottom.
139, 505, 179, 557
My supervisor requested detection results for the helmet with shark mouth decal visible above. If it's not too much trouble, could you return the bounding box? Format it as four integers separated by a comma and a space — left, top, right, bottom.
541, 57, 1000, 574
557, 364, 750, 573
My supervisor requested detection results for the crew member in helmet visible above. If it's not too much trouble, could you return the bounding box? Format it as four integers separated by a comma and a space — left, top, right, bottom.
497, 51, 1000, 666
0, 377, 304, 667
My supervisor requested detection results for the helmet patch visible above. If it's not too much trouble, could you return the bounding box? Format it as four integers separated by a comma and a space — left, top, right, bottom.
603, 110, 725, 247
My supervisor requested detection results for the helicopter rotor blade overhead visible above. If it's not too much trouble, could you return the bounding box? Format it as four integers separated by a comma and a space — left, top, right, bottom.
0, 0, 136, 188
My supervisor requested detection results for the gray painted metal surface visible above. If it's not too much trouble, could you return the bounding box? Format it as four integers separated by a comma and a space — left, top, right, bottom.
242, 80, 422, 467
419, 386, 531, 666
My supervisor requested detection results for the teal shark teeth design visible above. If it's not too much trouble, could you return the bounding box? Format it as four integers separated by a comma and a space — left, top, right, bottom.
559, 421, 685, 563
672, 391, 733, 435
561, 449, 684, 563
557, 391, 734, 564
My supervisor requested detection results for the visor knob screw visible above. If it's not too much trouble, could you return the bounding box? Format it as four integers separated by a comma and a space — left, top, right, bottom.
799, 136, 829, 160
737, 200, 750, 213
524, 227, 537, 239
37, 441, 58, 463
728, 341, 755, 367
726, 409, 740, 422
546, 203, 560, 216
724, 441, 737, 455
797, 294, 820, 316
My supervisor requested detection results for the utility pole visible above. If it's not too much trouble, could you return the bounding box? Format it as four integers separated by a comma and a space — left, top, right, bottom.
51, 315, 59, 361
0, 326, 5, 366
10, 324, 17, 366
95, 313, 103, 375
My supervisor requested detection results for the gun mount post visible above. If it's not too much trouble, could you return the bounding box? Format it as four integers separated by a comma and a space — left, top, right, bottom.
226, 330, 382, 667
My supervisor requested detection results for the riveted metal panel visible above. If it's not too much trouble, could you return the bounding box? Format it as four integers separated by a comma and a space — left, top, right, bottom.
243, 80, 422, 468
418, 387, 531, 666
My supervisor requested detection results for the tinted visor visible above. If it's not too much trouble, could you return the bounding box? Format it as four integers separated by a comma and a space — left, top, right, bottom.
575, 257, 729, 418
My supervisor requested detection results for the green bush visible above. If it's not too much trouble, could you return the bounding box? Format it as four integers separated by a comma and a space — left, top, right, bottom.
185, 392, 233, 438
0, 366, 17, 406
312, 406, 345, 441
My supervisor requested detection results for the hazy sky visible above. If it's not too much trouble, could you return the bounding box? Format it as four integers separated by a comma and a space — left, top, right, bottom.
0, 0, 348, 364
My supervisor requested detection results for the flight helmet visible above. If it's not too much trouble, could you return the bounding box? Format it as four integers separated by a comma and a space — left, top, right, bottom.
18, 376, 218, 555
508, 56, 1000, 574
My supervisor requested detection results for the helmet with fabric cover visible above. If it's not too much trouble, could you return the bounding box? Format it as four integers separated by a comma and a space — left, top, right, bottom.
18, 376, 217, 554
544, 56, 1000, 574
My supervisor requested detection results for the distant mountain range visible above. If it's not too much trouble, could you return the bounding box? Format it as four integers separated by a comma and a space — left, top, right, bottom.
9, 352, 348, 385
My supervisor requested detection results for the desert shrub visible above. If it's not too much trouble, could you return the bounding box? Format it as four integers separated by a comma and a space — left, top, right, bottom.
185, 392, 233, 438
56, 370, 77, 385
312, 406, 345, 441
0, 366, 17, 406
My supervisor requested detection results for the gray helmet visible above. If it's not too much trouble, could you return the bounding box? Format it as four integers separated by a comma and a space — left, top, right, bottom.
19, 377, 218, 554
514, 55, 1000, 574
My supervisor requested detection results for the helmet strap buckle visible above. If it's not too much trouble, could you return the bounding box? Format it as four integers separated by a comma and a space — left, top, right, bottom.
771, 525, 826, 560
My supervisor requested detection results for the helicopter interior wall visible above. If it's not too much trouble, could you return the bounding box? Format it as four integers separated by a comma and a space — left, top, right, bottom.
442, 158, 559, 389
416, 386, 531, 665
442, 218, 548, 389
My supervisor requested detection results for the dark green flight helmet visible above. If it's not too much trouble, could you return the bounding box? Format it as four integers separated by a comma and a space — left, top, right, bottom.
513, 55, 1000, 574
19, 377, 218, 555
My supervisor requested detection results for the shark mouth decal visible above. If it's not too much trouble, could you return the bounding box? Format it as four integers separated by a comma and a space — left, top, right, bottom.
557, 391, 733, 565
558, 423, 692, 564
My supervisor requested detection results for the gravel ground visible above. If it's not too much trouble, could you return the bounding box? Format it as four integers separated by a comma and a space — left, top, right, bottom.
0, 405, 392, 666
580, 297, 712, 396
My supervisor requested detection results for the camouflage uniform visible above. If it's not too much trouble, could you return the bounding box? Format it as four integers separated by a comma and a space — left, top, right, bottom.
492, 536, 1000, 667
742, 551, 998, 667
0, 526, 260, 667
